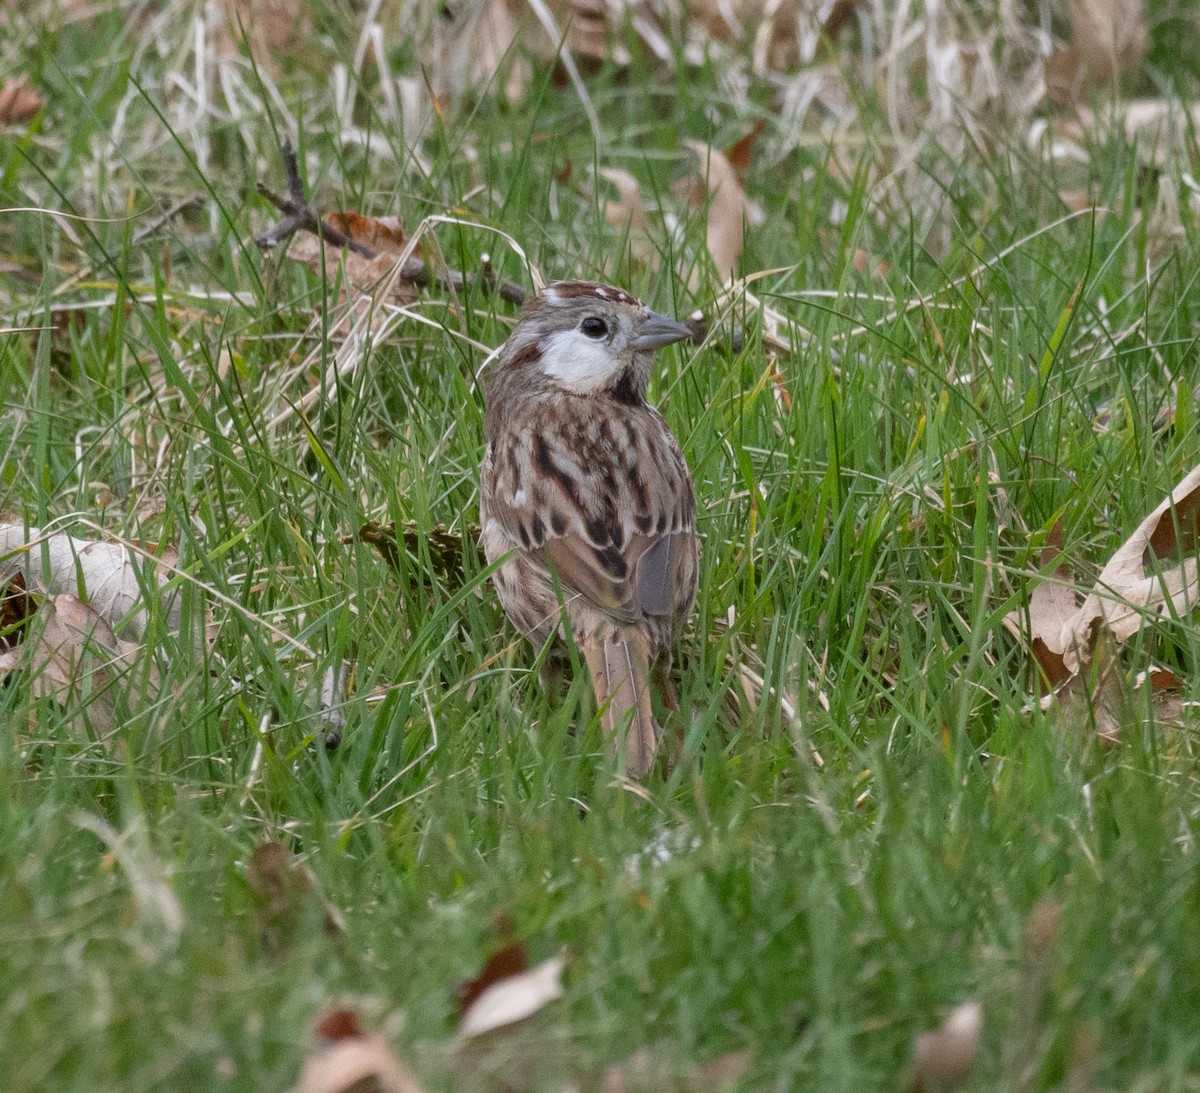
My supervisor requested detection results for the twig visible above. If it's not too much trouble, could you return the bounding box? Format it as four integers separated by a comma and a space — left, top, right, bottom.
254, 139, 529, 305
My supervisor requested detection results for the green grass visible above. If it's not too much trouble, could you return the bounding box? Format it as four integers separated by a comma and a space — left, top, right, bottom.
3, 3, 1200, 1090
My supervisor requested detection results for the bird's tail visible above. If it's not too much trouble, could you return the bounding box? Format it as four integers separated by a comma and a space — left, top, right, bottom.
582, 629, 659, 779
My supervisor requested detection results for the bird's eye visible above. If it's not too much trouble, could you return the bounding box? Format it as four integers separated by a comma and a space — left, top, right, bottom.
580, 316, 608, 338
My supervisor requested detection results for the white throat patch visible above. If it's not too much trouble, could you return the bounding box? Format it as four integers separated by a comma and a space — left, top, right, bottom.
538, 329, 620, 394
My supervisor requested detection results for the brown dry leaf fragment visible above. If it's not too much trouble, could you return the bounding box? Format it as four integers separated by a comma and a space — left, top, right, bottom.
313, 1008, 367, 1042
295, 1008, 424, 1093
598, 167, 658, 271
325, 213, 407, 253
909, 1000, 983, 1092
458, 951, 566, 1040
601, 1046, 751, 1093
284, 211, 418, 306
0, 523, 182, 639
678, 141, 747, 289
0, 77, 45, 125
455, 940, 529, 1020
218, 0, 313, 66
1002, 521, 1082, 691
1062, 463, 1200, 673
0, 593, 149, 740
1045, 625, 1129, 743
432, 0, 530, 104
1065, 0, 1146, 93
0, 570, 36, 650
725, 120, 765, 182
599, 168, 652, 235
820, 0, 863, 41
246, 841, 346, 960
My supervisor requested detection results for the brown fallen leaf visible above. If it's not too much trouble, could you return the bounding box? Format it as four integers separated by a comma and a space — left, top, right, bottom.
725, 121, 765, 183
601, 1046, 752, 1093
909, 1000, 983, 1092
246, 841, 346, 960
1002, 521, 1082, 692
1062, 463, 1200, 673
1065, 0, 1145, 94
455, 939, 529, 1020
677, 141, 748, 290
217, 0, 313, 67
295, 1007, 424, 1093
598, 167, 658, 269
284, 211, 418, 307
0, 592, 150, 739
0, 77, 45, 125
0, 570, 36, 650
458, 951, 566, 1040
0, 522, 183, 639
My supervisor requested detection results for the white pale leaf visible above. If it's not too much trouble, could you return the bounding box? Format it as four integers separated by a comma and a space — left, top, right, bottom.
458, 953, 566, 1040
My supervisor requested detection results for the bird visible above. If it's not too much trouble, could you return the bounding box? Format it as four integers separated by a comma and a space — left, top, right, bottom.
479, 280, 699, 778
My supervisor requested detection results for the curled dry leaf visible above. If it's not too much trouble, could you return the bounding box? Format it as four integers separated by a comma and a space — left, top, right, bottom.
458, 951, 566, 1040
0, 77, 45, 125
598, 167, 659, 269
1066, 0, 1146, 93
455, 939, 529, 1020
1062, 463, 1200, 673
295, 1008, 424, 1093
677, 140, 748, 289
247, 840, 346, 960
0, 523, 181, 639
285, 212, 418, 307
217, 0, 313, 66
910, 1000, 983, 1093
1002, 521, 1081, 691
0, 593, 151, 739
0, 570, 35, 650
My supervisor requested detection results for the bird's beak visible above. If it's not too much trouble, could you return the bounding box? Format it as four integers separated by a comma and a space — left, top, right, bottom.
630, 311, 694, 352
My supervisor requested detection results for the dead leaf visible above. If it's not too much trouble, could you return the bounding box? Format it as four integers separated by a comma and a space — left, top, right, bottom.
246, 841, 346, 959
455, 940, 529, 1020
325, 213, 407, 252
0, 77, 45, 125
1002, 521, 1081, 691
430, 0, 531, 104
0, 570, 36, 650
910, 1000, 983, 1092
218, 0, 313, 67
0, 593, 149, 739
295, 1007, 424, 1093
284, 211, 418, 307
0, 523, 182, 639
597, 167, 659, 271
1065, 0, 1145, 93
458, 951, 566, 1040
601, 1046, 751, 1093
1062, 463, 1200, 673
725, 121, 765, 182
678, 141, 747, 290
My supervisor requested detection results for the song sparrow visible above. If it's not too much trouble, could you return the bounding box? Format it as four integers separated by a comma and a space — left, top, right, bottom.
480, 280, 699, 778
